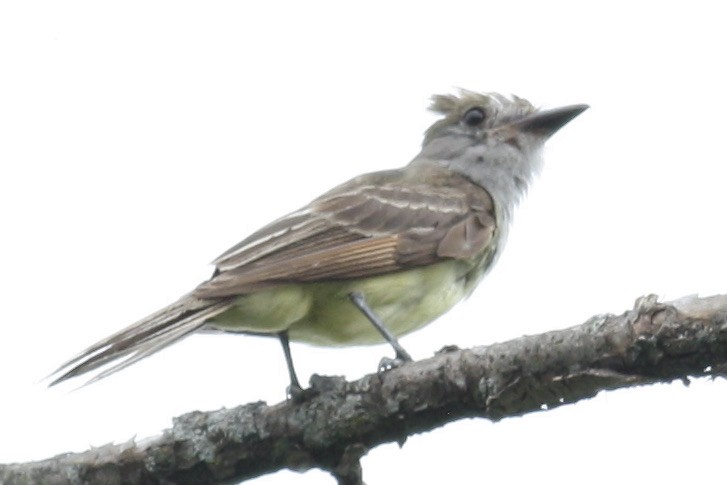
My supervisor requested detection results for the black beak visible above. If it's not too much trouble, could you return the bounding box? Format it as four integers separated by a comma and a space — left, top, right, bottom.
515, 104, 589, 138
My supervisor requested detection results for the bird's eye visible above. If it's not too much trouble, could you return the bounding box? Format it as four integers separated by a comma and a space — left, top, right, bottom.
462, 107, 486, 127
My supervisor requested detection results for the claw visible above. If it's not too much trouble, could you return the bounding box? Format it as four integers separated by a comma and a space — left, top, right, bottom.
378, 356, 407, 373
287, 384, 318, 403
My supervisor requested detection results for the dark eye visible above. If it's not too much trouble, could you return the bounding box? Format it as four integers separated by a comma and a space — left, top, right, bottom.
462, 107, 486, 127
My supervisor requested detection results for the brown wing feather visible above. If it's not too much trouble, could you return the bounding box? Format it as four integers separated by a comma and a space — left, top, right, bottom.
196, 236, 401, 296
194, 166, 497, 299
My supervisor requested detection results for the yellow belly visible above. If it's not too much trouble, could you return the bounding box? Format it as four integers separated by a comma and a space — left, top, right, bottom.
208, 260, 480, 346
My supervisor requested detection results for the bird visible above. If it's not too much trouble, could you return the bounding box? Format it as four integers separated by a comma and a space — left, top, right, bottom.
49, 90, 587, 395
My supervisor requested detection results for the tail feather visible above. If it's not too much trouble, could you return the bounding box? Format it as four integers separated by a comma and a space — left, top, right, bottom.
52, 298, 201, 373
49, 296, 232, 387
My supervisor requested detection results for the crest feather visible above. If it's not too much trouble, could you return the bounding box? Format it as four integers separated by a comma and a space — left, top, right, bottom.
424, 90, 536, 144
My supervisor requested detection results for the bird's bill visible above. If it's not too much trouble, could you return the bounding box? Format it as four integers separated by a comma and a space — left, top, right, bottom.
513, 104, 589, 138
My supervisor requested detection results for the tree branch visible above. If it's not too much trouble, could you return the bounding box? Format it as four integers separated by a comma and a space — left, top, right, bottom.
3, 293, 727, 485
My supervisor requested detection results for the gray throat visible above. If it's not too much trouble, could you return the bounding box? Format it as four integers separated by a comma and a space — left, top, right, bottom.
410, 145, 544, 243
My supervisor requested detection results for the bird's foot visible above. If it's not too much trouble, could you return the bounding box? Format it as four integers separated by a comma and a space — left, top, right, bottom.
378, 356, 408, 373
286, 383, 319, 403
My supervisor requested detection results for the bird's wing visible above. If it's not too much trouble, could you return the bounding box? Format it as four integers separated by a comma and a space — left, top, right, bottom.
49, 166, 497, 386
194, 166, 497, 298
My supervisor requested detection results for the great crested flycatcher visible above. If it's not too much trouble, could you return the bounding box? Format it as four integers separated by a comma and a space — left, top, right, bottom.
50, 91, 587, 393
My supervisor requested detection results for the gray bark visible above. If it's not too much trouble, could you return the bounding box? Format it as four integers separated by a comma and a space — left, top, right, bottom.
2, 294, 726, 485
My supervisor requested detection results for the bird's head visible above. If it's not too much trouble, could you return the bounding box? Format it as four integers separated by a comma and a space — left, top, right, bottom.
415, 90, 587, 214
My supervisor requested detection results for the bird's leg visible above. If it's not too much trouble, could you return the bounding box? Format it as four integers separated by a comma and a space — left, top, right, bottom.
348, 291, 413, 370
278, 331, 304, 401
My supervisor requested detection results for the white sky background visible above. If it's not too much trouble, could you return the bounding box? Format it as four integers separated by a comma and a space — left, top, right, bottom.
1, 2, 726, 483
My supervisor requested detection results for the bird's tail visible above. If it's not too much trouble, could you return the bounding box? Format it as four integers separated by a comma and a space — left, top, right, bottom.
48, 295, 233, 387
